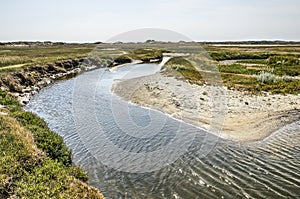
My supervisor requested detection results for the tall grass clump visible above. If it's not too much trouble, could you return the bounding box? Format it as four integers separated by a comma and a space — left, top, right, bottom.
257, 71, 292, 84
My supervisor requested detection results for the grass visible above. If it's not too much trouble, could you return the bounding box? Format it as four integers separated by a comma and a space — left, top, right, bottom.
0, 44, 170, 72
268, 56, 300, 76
236, 59, 268, 64
163, 57, 203, 84
201, 45, 300, 94
12, 111, 72, 166
0, 43, 126, 74
112, 48, 166, 65
0, 92, 104, 199
0, 44, 96, 69
219, 64, 263, 75
221, 73, 300, 94
208, 50, 271, 61
160, 45, 300, 94
128, 48, 164, 61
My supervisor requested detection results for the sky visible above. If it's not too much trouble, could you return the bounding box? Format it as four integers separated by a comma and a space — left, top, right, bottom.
1, 0, 300, 42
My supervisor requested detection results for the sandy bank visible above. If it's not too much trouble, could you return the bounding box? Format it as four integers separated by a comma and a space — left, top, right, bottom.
111, 72, 300, 142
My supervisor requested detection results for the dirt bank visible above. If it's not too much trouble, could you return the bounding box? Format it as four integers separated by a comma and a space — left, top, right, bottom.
0, 58, 104, 105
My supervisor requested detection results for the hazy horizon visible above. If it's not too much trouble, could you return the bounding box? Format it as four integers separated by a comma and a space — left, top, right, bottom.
1, 0, 300, 42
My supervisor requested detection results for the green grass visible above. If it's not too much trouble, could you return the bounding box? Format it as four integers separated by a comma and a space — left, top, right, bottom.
200, 45, 300, 94
219, 64, 265, 75
236, 59, 268, 64
221, 74, 300, 94
163, 57, 203, 84
163, 48, 300, 95
0, 92, 104, 198
1, 94, 71, 166
128, 48, 165, 61
208, 50, 271, 61
219, 58, 299, 77
268, 56, 300, 76
112, 48, 165, 65
0, 44, 96, 68
12, 111, 72, 166
257, 79, 300, 94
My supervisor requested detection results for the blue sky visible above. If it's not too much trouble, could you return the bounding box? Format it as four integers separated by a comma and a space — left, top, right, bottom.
1, 0, 299, 42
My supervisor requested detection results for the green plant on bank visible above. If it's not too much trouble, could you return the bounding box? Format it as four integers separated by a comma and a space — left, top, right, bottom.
268, 55, 300, 66
219, 64, 264, 75
201, 45, 300, 94
267, 56, 300, 76
208, 50, 271, 61
256, 79, 300, 94
236, 59, 268, 64
221, 73, 300, 94
112, 48, 166, 65
163, 54, 299, 95
128, 48, 165, 61
0, 92, 104, 199
0, 44, 96, 68
163, 57, 203, 84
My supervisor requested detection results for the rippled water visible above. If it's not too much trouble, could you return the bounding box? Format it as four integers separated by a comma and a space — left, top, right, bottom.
25, 63, 300, 199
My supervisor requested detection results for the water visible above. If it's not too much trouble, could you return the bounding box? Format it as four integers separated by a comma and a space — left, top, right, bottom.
25, 63, 300, 199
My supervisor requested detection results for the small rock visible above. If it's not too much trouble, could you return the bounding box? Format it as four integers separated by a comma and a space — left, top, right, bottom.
0, 112, 8, 116
22, 87, 32, 93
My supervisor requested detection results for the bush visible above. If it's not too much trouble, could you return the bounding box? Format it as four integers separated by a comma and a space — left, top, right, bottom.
113, 55, 132, 65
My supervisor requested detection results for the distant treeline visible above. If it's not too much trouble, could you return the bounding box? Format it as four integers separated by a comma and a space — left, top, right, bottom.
0, 41, 102, 46
199, 41, 300, 45
1, 40, 299, 46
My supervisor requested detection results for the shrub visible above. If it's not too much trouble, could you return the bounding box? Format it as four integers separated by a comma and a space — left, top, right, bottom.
256, 72, 279, 83
257, 72, 293, 84
113, 55, 132, 65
